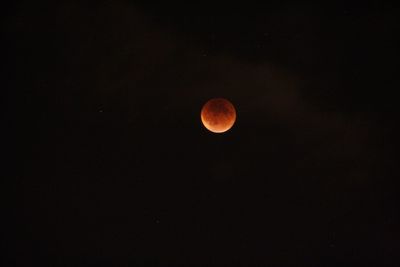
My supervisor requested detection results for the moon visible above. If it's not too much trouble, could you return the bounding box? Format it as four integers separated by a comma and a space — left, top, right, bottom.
201, 98, 236, 133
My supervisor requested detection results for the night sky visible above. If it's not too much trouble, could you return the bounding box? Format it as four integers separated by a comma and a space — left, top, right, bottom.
3, 1, 400, 266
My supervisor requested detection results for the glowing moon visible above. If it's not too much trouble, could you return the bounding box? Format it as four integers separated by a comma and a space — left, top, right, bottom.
201, 98, 236, 133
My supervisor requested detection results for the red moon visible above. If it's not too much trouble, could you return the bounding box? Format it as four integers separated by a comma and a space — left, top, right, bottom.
201, 98, 236, 133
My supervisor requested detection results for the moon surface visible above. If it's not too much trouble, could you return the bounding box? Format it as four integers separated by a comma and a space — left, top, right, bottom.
201, 98, 236, 133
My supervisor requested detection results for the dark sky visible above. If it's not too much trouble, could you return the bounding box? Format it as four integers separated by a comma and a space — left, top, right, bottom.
3, 1, 400, 266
